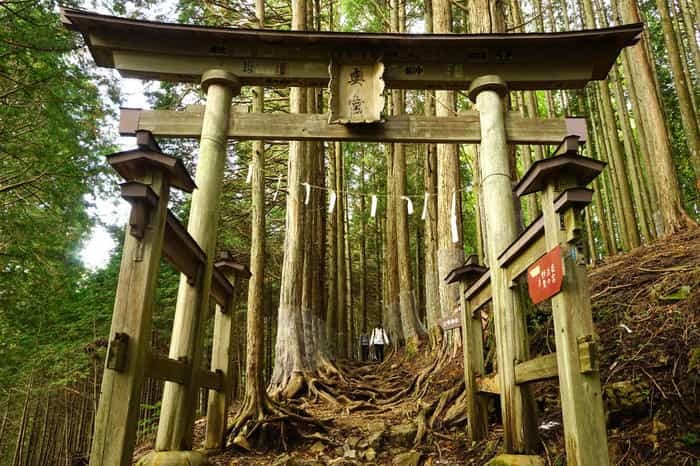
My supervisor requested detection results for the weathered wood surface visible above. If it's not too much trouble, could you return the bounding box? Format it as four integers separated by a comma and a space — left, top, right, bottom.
514, 353, 558, 384
540, 175, 610, 465
145, 352, 225, 391
61, 8, 642, 90
206, 260, 245, 450
462, 186, 594, 312
156, 72, 238, 451
472, 77, 539, 453
146, 353, 188, 385
459, 281, 488, 440
89, 169, 170, 466
120, 108, 587, 145
476, 373, 500, 394
162, 210, 234, 306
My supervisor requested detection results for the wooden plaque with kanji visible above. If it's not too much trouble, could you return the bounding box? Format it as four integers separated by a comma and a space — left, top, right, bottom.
328, 56, 385, 124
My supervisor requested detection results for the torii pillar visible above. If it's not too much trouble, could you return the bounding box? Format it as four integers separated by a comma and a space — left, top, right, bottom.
155, 70, 240, 453
469, 75, 539, 453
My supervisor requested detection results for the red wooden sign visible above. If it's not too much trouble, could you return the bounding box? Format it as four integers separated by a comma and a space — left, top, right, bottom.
439, 310, 462, 331
527, 245, 564, 304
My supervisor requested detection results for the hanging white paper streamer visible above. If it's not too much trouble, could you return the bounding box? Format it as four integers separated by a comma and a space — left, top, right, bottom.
421, 192, 429, 220
328, 191, 337, 213
302, 182, 311, 205
272, 175, 282, 201
451, 192, 459, 243
401, 195, 414, 215
370, 195, 378, 218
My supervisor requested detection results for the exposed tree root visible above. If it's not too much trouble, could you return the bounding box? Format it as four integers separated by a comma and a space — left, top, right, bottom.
428, 380, 464, 430
226, 386, 329, 452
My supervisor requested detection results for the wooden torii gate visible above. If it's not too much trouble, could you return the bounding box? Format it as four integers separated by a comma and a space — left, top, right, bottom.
61, 7, 642, 466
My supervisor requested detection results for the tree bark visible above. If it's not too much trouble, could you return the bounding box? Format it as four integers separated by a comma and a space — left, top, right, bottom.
610, 66, 653, 242
360, 155, 368, 334
433, 0, 465, 323
656, 0, 700, 187
344, 188, 354, 357
423, 0, 441, 343
237, 0, 268, 421
326, 144, 338, 357
423, 105, 441, 341
384, 142, 404, 345
617, 0, 691, 233
269, 0, 310, 398
390, 0, 425, 350
679, 0, 700, 89
335, 142, 348, 358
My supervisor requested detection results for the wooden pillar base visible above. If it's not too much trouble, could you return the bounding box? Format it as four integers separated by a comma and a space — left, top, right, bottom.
485, 454, 545, 466
136, 450, 210, 466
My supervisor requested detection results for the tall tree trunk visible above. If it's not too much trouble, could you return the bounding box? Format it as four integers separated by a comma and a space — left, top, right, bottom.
344, 188, 354, 358
423, 0, 441, 344
237, 0, 269, 419
302, 89, 322, 366
617, 55, 657, 237
590, 157, 614, 256
433, 0, 465, 323
326, 144, 338, 357
374, 174, 384, 331
582, 0, 641, 249
609, 0, 660, 219
390, 0, 425, 350
672, 4, 698, 113
679, 0, 700, 88
269, 0, 309, 398
591, 89, 626, 251
610, 66, 653, 242
618, 0, 692, 233
384, 142, 404, 345
312, 137, 326, 357
360, 155, 368, 334
335, 142, 348, 358
656, 0, 700, 186
12, 380, 32, 466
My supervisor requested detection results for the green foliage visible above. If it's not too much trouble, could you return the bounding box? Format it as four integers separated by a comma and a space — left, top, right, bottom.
0, 1, 117, 392
681, 432, 699, 447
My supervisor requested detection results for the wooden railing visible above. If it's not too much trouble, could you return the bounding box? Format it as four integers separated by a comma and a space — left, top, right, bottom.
89, 131, 250, 466
446, 136, 609, 465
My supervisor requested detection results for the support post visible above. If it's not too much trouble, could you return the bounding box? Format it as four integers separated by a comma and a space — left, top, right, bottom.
89, 148, 171, 466
541, 178, 609, 465
205, 257, 251, 451
204, 291, 236, 451
156, 70, 241, 451
469, 75, 539, 453
458, 281, 488, 440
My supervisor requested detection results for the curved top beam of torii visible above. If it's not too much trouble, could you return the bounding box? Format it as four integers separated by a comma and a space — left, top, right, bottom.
61, 7, 642, 91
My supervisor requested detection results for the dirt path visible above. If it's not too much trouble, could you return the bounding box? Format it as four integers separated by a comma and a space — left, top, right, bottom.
207, 351, 492, 465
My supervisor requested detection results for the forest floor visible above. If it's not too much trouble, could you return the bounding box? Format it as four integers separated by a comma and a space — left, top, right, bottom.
168, 227, 699, 465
